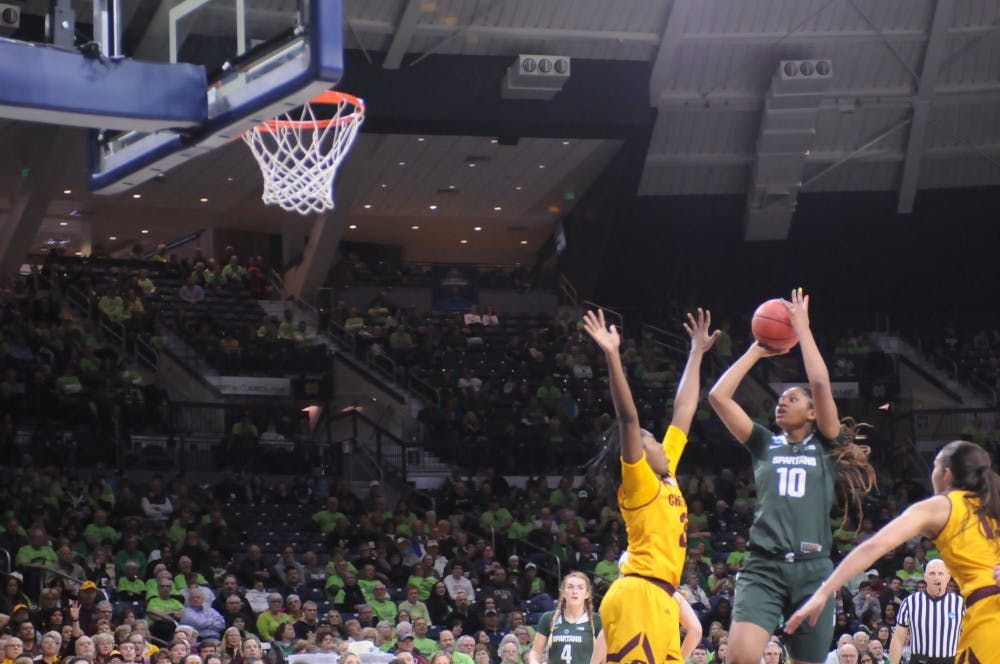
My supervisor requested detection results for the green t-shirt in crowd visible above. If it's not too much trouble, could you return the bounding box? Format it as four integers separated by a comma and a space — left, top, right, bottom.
370, 598, 398, 623
16, 544, 57, 568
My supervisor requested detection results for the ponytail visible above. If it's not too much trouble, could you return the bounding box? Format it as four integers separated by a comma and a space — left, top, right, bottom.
831, 418, 878, 524
940, 440, 1000, 533
585, 426, 624, 508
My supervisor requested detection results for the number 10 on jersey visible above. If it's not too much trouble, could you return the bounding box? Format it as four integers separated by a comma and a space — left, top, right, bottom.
776, 467, 806, 497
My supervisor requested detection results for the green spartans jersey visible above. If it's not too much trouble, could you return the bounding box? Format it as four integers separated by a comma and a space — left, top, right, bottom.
746, 423, 837, 556
536, 610, 602, 664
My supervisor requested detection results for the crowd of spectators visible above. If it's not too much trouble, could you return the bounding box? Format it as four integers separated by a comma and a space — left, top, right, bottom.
0, 276, 168, 463
929, 321, 1000, 400
328, 292, 697, 474
48, 249, 326, 378
0, 420, 934, 664
328, 255, 554, 293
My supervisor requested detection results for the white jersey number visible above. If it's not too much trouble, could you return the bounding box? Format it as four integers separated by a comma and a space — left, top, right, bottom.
776, 467, 807, 498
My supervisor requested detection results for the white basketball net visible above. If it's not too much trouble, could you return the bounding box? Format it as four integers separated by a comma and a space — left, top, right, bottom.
243, 92, 365, 215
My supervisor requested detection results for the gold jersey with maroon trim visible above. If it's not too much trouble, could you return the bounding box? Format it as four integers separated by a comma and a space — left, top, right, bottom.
618, 425, 688, 587
935, 490, 1000, 599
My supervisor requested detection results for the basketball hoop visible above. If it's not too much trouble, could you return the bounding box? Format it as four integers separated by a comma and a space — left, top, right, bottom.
243, 90, 365, 215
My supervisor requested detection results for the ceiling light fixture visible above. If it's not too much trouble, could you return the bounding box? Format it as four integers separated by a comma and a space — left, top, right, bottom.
467, 163, 476, 168
381, 183, 388, 188
417, 137, 425, 142
132, 193, 141, 199
538, 164, 545, 169
63, 189, 72, 195
398, 161, 406, 166
490, 139, 498, 144
474, 226, 482, 232
515, 186, 522, 191
562, 140, 570, 145
521, 240, 528, 245
199, 197, 208, 203
493, 206, 502, 211
460, 239, 468, 244
141, 229, 149, 234
58, 221, 68, 227
429, 205, 438, 210
348, 224, 358, 229
448, 185, 456, 189
109, 235, 117, 241
363, 204, 372, 209
411, 225, 420, 230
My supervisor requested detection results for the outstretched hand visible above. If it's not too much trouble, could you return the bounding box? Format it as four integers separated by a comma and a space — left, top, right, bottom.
582, 309, 620, 354
782, 287, 810, 333
683, 308, 721, 354
784, 592, 828, 634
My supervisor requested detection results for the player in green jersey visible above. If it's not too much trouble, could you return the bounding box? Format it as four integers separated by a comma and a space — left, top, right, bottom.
528, 572, 601, 664
709, 289, 875, 664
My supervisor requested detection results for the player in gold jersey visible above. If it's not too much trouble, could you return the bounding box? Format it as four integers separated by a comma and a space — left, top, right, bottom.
582, 308, 718, 664
786, 440, 1000, 664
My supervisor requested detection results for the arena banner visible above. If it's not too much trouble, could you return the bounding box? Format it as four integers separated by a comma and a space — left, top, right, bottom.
431, 264, 478, 311
217, 376, 292, 396
769, 381, 860, 399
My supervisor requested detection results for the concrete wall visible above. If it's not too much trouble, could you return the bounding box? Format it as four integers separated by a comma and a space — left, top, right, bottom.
331, 354, 415, 441
898, 362, 963, 410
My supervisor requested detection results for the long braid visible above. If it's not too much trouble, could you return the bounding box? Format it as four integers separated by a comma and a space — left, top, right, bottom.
831, 417, 878, 524
585, 596, 596, 638
545, 595, 567, 656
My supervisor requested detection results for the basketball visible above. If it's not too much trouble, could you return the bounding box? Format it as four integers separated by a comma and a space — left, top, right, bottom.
752, 299, 798, 350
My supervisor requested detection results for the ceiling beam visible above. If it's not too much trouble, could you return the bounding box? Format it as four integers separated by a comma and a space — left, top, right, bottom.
648, 0, 691, 104
897, 0, 956, 214
349, 18, 660, 46
382, 0, 423, 70
656, 81, 1000, 110
677, 28, 927, 44
643, 141, 1000, 167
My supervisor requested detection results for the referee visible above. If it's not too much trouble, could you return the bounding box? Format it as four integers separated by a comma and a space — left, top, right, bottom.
889, 559, 964, 664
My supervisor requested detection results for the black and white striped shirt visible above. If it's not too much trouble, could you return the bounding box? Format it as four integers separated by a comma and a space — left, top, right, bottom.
896, 590, 964, 657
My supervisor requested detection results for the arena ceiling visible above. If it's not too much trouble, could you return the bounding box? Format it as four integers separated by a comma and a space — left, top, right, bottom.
1, 0, 998, 261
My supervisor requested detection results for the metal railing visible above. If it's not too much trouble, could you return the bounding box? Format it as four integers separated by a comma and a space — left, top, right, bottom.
969, 374, 998, 406
135, 336, 160, 372
642, 323, 689, 356
64, 285, 131, 359
582, 300, 624, 334
408, 374, 441, 407
558, 274, 578, 306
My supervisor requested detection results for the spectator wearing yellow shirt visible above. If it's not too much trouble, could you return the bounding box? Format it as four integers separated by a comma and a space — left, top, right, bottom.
255, 594, 292, 642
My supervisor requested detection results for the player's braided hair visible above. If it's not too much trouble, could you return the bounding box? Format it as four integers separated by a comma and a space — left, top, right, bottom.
831, 416, 878, 522
585, 425, 665, 508
545, 572, 596, 656
790, 387, 877, 523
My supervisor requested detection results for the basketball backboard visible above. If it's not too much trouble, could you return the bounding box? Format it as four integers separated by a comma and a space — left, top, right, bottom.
88, 0, 343, 194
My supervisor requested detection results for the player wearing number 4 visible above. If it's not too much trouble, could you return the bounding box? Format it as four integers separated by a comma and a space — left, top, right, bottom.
528, 572, 601, 664
709, 289, 875, 664
581, 308, 715, 664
